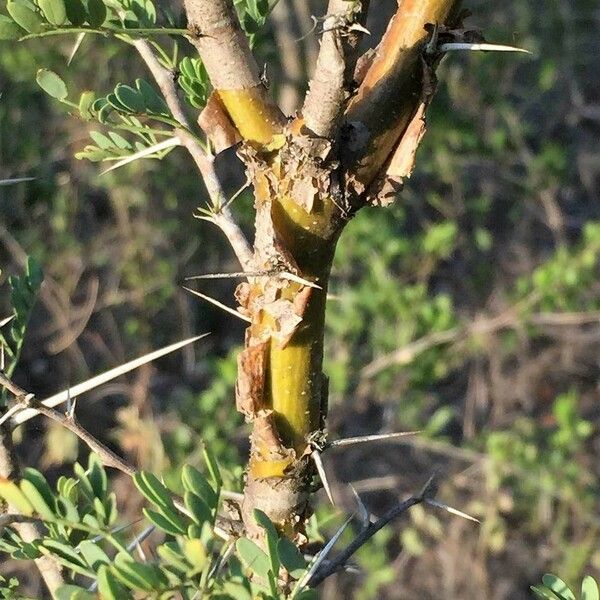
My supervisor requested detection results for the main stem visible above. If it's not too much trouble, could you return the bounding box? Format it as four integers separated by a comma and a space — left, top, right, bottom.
238, 148, 342, 539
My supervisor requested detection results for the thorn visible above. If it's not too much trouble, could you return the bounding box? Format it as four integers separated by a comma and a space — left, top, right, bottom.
0, 177, 35, 187
295, 514, 353, 593
0, 344, 4, 371
279, 272, 322, 290
184, 270, 322, 289
100, 137, 181, 175
221, 489, 244, 503
330, 430, 421, 448
418, 473, 438, 500
67, 32, 85, 65
425, 498, 481, 524
349, 484, 370, 530
348, 23, 370, 35
425, 21, 440, 54
65, 393, 77, 421
185, 271, 267, 281
13, 334, 210, 425
311, 448, 335, 506
0, 315, 15, 328
182, 287, 252, 323
439, 42, 531, 54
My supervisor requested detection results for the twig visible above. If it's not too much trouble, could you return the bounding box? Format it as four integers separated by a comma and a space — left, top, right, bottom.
0, 373, 237, 541
0, 513, 45, 531
302, 0, 370, 138
0, 373, 135, 476
307, 476, 437, 587
132, 39, 253, 271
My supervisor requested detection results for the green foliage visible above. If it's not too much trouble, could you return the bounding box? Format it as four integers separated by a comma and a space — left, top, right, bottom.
0, 256, 43, 383
532, 574, 599, 600
0, 454, 315, 599
178, 56, 209, 110
0, 0, 167, 39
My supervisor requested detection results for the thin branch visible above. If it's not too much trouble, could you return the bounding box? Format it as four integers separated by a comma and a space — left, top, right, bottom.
132, 38, 253, 270
0, 374, 238, 541
302, 0, 370, 138
307, 475, 437, 587
344, 0, 461, 186
0, 373, 135, 476
182, 0, 285, 143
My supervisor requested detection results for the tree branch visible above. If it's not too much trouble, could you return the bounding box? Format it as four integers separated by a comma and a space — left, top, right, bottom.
308, 476, 437, 587
183, 0, 286, 143
302, 0, 370, 138
132, 39, 253, 270
343, 0, 462, 187
0, 373, 241, 539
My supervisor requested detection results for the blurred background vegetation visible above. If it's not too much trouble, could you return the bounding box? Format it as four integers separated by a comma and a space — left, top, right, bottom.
0, 0, 598, 598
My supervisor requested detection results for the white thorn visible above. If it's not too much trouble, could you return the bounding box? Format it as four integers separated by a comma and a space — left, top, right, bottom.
0, 315, 15, 328
330, 430, 421, 447
349, 484, 370, 530
294, 514, 353, 593
13, 334, 209, 425
100, 137, 181, 175
67, 32, 86, 65
425, 498, 480, 524
312, 449, 335, 506
0, 177, 35, 186
439, 42, 531, 54
182, 287, 251, 323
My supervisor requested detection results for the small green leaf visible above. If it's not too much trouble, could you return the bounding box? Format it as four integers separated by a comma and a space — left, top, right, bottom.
184, 491, 212, 526
88, 453, 107, 498
7, 2, 44, 33
202, 445, 222, 489
26, 256, 43, 292
113, 84, 145, 113
97, 565, 130, 600
134, 471, 176, 514
36, 69, 68, 101
236, 538, 270, 580
253, 509, 279, 576
277, 537, 306, 579
582, 577, 599, 600
55, 585, 95, 600
78, 540, 109, 570
531, 586, 559, 600
135, 78, 168, 115
157, 542, 189, 573
181, 465, 217, 507
143, 508, 186, 536
41, 540, 88, 570
89, 130, 112, 150
64, 0, 85, 25
0, 14, 24, 39
38, 0, 66, 25
83, 0, 105, 27
182, 538, 207, 569
56, 497, 79, 522
19, 480, 55, 520
78, 90, 95, 120
542, 575, 576, 600
0, 479, 34, 515
113, 553, 168, 592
